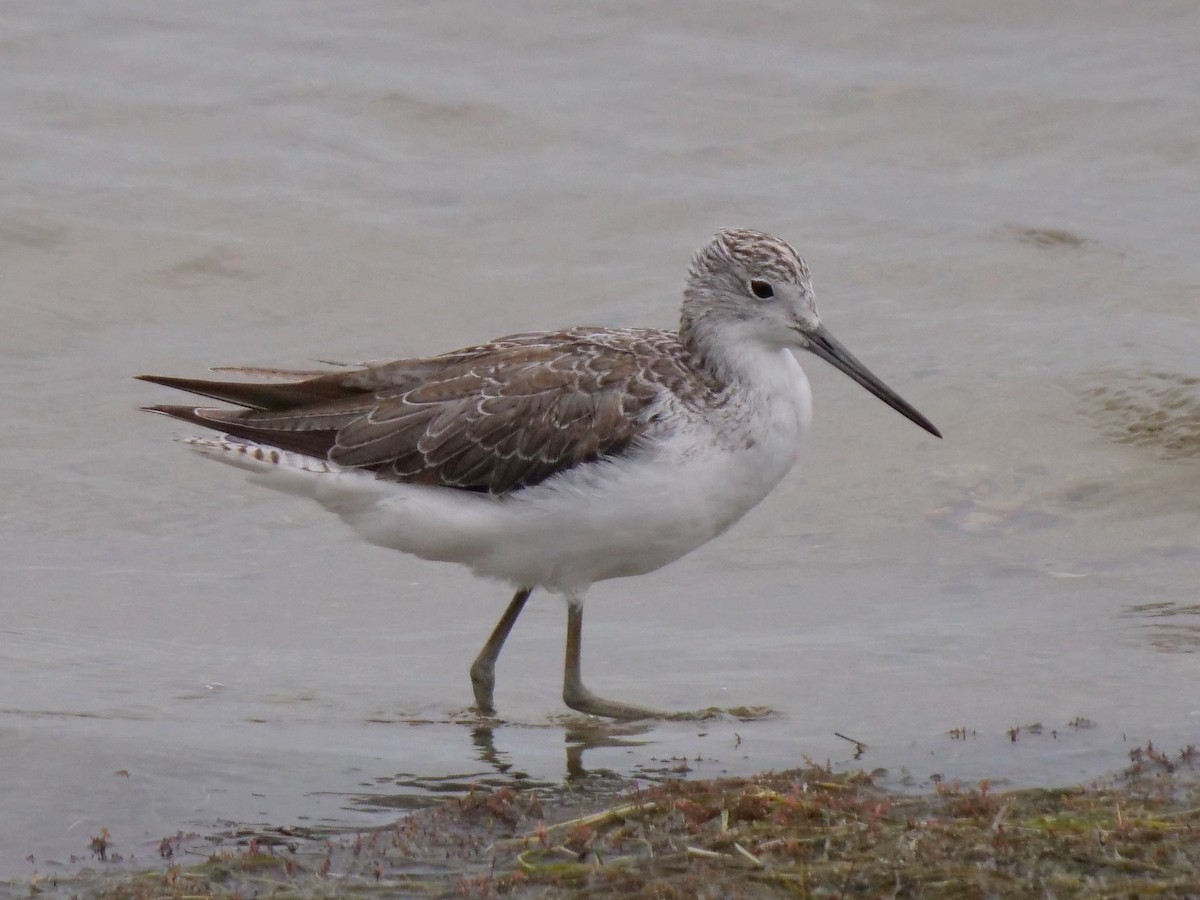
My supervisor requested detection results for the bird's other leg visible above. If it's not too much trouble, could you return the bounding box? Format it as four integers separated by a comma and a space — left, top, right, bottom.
562, 598, 665, 720
470, 587, 532, 715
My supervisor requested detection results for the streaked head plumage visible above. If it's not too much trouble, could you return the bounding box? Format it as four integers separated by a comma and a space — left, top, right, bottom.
681, 229, 820, 357
694, 228, 811, 287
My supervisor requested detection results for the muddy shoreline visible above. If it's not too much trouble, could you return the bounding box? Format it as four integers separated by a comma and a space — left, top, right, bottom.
16, 739, 1199, 899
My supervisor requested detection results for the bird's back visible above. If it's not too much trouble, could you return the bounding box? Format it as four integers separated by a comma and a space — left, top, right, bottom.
139, 326, 719, 497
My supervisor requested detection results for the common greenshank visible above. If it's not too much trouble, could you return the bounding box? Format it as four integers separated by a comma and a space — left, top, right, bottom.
139, 229, 940, 720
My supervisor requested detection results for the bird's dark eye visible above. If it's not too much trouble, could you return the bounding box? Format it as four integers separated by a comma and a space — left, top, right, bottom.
749, 279, 774, 300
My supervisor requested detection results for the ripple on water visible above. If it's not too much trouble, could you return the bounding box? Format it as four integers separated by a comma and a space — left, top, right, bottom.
1121, 602, 1200, 654
1078, 369, 1200, 459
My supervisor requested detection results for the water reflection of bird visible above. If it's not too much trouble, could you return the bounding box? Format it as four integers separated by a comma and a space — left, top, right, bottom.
139, 229, 940, 720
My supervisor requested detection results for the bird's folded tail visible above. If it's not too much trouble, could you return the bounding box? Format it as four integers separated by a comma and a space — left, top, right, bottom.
174, 434, 367, 505
178, 434, 397, 516
179, 434, 341, 476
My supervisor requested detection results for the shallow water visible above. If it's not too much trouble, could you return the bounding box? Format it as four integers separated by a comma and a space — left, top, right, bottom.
2, 0, 1198, 883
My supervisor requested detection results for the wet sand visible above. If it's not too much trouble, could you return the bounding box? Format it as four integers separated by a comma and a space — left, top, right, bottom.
1, 0, 1198, 887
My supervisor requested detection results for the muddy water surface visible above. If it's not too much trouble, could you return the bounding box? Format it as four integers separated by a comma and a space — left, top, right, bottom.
1, 0, 1198, 883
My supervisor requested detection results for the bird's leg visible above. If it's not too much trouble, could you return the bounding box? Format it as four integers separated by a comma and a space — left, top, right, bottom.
470, 587, 532, 715
562, 600, 664, 720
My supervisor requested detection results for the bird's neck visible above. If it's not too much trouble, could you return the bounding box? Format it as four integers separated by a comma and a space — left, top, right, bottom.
679, 311, 773, 391
678, 303, 812, 435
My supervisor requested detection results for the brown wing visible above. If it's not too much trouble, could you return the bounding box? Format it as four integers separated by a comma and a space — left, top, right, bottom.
139, 328, 685, 495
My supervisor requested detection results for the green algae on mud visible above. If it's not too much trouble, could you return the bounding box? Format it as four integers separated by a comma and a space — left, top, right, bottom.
29, 744, 1200, 900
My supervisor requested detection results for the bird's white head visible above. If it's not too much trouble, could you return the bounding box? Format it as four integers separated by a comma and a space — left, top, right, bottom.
681, 229, 941, 438
682, 228, 820, 352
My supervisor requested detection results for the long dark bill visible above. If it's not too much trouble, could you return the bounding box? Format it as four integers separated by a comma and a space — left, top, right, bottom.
803, 324, 942, 438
